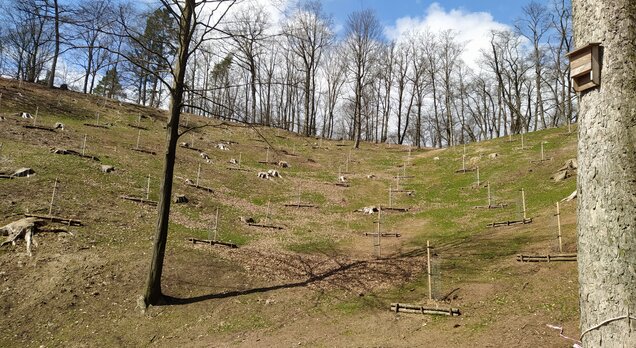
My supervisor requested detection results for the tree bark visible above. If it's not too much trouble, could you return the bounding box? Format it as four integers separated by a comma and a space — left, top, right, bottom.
144, 0, 194, 307
573, 1, 636, 346
48, 0, 60, 89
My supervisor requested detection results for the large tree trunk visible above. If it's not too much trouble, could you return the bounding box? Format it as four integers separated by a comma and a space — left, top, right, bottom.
144, 0, 194, 307
573, 1, 636, 346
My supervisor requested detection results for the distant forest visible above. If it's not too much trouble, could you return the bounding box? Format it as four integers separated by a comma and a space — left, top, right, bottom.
0, 0, 573, 147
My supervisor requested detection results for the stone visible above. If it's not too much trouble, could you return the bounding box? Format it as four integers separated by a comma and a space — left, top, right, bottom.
488, 153, 499, 159
558, 158, 578, 172
100, 165, 115, 173
551, 170, 571, 182
174, 194, 188, 204
240, 216, 255, 224
54, 122, 65, 130
12, 168, 34, 177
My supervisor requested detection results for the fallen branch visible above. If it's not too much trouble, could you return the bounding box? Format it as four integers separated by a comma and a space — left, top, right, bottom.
486, 218, 533, 228
120, 195, 158, 206
188, 237, 237, 248
363, 232, 401, 237
247, 223, 284, 230
186, 183, 214, 193
517, 254, 577, 262
24, 213, 82, 226
131, 148, 156, 155
23, 125, 56, 132
283, 203, 318, 208
390, 303, 461, 316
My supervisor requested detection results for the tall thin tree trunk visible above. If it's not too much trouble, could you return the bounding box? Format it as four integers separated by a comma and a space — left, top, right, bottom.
573, 1, 636, 346
144, 0, 194, 307
48, 0, 60, 88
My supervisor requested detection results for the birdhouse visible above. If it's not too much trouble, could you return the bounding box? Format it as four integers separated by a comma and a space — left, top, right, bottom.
567, 43, 601, 92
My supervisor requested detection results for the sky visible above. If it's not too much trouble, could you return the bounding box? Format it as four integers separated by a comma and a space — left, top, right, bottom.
313, 0, 532, 69
321, 0, 528, 29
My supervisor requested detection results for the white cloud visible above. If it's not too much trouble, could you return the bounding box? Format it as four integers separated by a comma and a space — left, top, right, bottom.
384, 2, 510, 70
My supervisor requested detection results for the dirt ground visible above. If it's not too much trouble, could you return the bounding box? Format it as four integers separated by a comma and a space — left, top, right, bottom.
0, 78, 580, 347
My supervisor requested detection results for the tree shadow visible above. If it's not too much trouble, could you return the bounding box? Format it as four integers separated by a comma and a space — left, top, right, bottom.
162, 259, 365, 306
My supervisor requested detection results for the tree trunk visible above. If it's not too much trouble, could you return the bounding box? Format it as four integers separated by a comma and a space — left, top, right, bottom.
48, 0, 60, 89
573, 1, 636, 346
144, 0, 194, 307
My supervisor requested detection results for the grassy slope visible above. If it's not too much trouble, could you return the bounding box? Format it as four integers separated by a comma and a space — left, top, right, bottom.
0, 78, 579, 347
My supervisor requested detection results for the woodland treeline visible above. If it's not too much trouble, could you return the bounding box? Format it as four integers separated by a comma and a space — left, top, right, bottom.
0, 0, 573, 147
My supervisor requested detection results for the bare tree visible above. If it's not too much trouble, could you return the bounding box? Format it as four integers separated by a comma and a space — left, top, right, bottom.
572, 0, 636, 346
137, 0, 237, 307
344, 9, 382, 148
283, 0, 333, 136
320, 47, 346, 138
516, 1, 550, 131
225, 4, 268, 124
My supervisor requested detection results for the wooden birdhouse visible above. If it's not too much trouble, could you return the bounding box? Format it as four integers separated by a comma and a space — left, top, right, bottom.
567, 43, 601, 92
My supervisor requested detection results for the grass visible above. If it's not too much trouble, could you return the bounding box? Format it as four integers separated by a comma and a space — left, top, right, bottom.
0, 78, 581, 347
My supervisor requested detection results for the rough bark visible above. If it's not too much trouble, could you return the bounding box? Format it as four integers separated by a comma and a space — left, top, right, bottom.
573, 0, 636, 346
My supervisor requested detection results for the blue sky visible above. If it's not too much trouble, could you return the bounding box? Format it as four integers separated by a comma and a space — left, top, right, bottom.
321, 0, 528, 28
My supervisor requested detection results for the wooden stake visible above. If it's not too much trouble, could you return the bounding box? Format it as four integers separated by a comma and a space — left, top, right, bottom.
196, 163, 201, 186
376, 209, 382, 258
34, 106, 39, 126
476, 167, 480, 186
146, 175, 150, 200
521, 188, 527, 220
266, 200, 271, 225
388, 187, 393, 208
136, 129, 141, 149
541, 142, 545, 161
297, 184, 302, 207
238, 153, 242, 169
137, 114, 142, 127
346, 150, 351, 172
49, 177, 58, 216
521, 132, 524, 150
556, 202, 563, 252
82, 134, 87, 156
96, 112, 100, 126
487, 182, 492, 207
427, 240, 432, 300
214, 207, 219, 241
462, 154, 466, 171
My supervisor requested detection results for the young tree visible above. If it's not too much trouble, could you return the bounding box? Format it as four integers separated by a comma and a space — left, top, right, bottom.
92, 68, 125, 99
136, 0, 237, 307
573, 0, 636, 346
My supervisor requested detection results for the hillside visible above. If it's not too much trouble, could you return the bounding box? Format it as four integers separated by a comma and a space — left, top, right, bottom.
0, 78, 579, 347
